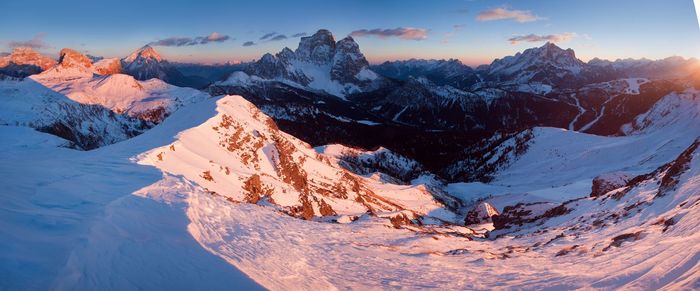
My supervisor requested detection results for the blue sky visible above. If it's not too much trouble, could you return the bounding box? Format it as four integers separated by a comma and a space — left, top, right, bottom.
1, 0, 699, 66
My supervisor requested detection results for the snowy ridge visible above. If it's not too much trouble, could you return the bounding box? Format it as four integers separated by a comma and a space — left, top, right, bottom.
138, 95, 457, 222
0, 78, 146, 149
623, 88, 700, 135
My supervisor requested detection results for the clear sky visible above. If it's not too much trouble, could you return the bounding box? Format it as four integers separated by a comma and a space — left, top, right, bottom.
1, 0, 699, 66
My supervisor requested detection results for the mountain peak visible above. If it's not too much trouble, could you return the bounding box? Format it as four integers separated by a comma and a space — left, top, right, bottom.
486, 42, 585, 85
0, 46, 57, 77
3, 47, 57, 70
296, 29, 337, 64
124, 45, 162, 63
58, 48, 93, 69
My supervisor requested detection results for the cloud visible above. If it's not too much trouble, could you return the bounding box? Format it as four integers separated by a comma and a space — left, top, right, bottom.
349, 27, 429, 40
270, 34, 287, 41
149, 32, 231, 47
508, 32, 577, 44
291, 32, 307, 37
205, 32, 229, 43
8, 33, 50, 49
260, 32, 276, 40
258, 32, 289, 42
242, 41, 256, 47
476, 7, 542, 23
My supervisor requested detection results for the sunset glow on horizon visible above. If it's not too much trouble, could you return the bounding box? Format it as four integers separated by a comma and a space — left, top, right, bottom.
2, 0, 699, 66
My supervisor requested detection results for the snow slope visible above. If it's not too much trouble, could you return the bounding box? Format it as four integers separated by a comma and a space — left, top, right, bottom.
0, 78, 146, 149
0, 99, 263, 289
32, 72, 209, 123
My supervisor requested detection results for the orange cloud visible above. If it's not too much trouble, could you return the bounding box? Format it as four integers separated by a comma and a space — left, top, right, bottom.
477, 7, 542, 23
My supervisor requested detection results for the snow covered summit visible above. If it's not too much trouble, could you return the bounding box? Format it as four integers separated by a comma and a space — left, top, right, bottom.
219, 29, 383, 98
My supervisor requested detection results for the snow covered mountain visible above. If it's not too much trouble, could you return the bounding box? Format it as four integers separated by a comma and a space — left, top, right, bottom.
120, 45, 209, 88
218, 29, 385, 98
31, 48, 210, 123
0, 47, 57, 78
0, 78, 147, 149
138, 95, 459, 223
372, 58, 477, 88
480, 42, 586, 86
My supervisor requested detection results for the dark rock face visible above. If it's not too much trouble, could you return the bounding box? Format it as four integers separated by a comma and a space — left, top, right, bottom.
331, 36, 371, 84
590, 172, 633, 197
295, 29, 336, 64
464, 202, 500, 225
491, 202, 569, 230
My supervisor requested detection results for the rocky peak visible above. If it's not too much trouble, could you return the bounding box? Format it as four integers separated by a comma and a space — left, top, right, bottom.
485, 42, 585, 85
533, 42, 579, 64
123, 45, 162, 63
334, 36, 364, 61
276, 47, 295, 62
259, 53, 276, 64
58, 48, 93, 69
295, 29, 336, 64
1, 47, 57, 70
331, 36, 370, 83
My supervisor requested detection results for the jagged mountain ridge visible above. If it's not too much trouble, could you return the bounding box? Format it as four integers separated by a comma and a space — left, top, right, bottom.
222, 29, 385, 98
0, 47, 57, 78
31, 48, 211, 123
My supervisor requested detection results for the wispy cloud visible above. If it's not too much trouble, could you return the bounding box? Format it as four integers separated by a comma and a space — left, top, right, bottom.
270, 34, 287, 41
259, 32, 276, 40
476, 7, 542, 23
8, 33, 50, 49
258, 32, 289, 42
149, 32, 231, 47
508, 32, 577, 44
291, 32, 307, 37
242, 41, 256, 47
350, 27, 429, 40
